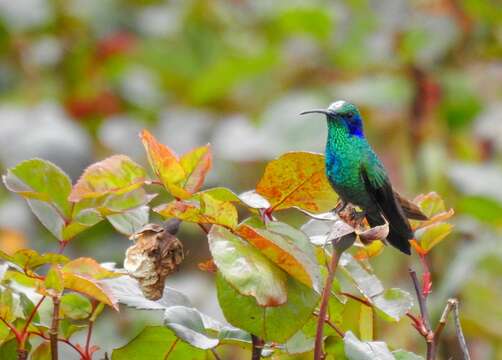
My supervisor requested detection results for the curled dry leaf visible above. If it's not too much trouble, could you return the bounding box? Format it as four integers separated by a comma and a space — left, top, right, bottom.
125, 223, 184, 300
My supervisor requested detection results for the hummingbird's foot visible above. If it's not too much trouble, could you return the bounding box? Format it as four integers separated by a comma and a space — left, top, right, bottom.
333, 200, 347, 214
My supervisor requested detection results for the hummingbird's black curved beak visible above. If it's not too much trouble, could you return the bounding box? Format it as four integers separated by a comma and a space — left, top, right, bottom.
299, 109, 329, 116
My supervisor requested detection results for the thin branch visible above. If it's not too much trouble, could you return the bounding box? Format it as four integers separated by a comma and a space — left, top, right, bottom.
211, 349, 222, 360
452, 300, 471, 360
21, 295, 46, 335
85, 319, 95, 359
49, 297, 61, 360
251, 335, 264, 360
340, 292, 372, 307
409, 268, 431, 331
433, 299, 456, 346
0, 316, 21, 341
29, 331, 86, 359
314, 241, 342, 360
409, 268, 434, 360
325, 318, 345, 338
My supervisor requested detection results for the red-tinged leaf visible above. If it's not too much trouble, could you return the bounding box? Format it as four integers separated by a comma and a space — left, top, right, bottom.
209, 226, 288, 306
415, 222, 454, 253
139, 130, 191, 199
62, 272, 118, 310
256, 152, 338, 213
62, 258, 121, 280
180, 144, 212, 194
236, 218, 322, 293
155, 194, 238, 229
410, 240, 427, 256
413, 208, 455, 231
69, 155, 146, 202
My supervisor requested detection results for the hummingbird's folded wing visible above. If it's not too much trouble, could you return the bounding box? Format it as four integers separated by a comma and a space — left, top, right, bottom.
393, 191, 428, 221
360, 159, 413, 255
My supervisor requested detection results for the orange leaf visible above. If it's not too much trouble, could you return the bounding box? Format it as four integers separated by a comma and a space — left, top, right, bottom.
180, 144, 213, 194
256, 152, 338, 213
139, 130, 190, 199
236, 218, 322, 293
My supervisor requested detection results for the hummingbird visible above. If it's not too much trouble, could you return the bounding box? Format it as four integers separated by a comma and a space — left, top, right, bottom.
301, 100, 427, 255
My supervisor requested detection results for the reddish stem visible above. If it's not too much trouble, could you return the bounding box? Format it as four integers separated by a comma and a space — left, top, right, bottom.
29, 332, 87, 359
419, 254, 432, 297
314, 245, 342, 360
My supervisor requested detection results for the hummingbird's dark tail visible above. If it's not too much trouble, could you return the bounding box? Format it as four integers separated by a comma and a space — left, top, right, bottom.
366, 212, 412, 255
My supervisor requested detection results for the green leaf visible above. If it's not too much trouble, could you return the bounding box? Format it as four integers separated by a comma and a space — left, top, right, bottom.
359, 304, 373, 341
208, 225, 288, 306
256, 152, 338, 213
163, 306, 219, 349
45, 265, 64, 294
393, 349, 424, 360
216, 273, 319, 343
60, 293, 92, 320
111, 326, 206, 360
0, 249, 69, 270
107, 206, 150, 236
343, 331, 394, 360
31, 341, 51, 360
340, 254, 413, 322
0, 288, 14, 322
236, 217, 322, 293
59, 318, 87, 339
19, 293, 40, 323
3, 159, 72, 219
344, 331, 394, 360
0, 338, 29, 360
414, 192, 446, 218
69, 155, 146, 202
415, 223, 453, 253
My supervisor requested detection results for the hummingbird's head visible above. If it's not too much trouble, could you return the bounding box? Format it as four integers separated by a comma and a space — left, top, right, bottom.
300, 100, 364, 138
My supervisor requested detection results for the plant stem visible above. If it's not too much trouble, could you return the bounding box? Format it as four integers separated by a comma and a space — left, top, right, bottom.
433, 298, 456, 352
409, 268, 434, 360
452, 300, 471, 360
17, 349, 28, 360
85, 319, 95, 359
251, 335, 264, 360
29, 332, 86, 359
314, 241, 342, 360
49, 297, 60, 360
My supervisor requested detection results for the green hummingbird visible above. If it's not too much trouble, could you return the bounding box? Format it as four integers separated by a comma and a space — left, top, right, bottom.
301, 100, 426, 254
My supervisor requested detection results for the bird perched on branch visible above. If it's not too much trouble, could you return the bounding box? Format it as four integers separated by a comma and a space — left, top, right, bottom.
301, 100, 427, 254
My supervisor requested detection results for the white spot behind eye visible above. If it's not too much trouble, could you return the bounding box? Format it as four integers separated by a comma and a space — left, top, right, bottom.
327, 100, 346, 112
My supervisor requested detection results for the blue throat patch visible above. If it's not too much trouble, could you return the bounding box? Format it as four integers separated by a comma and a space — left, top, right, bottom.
346, 115, 364, 138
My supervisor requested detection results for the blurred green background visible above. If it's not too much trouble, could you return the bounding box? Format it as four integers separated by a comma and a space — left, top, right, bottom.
0, 0, 501, 359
